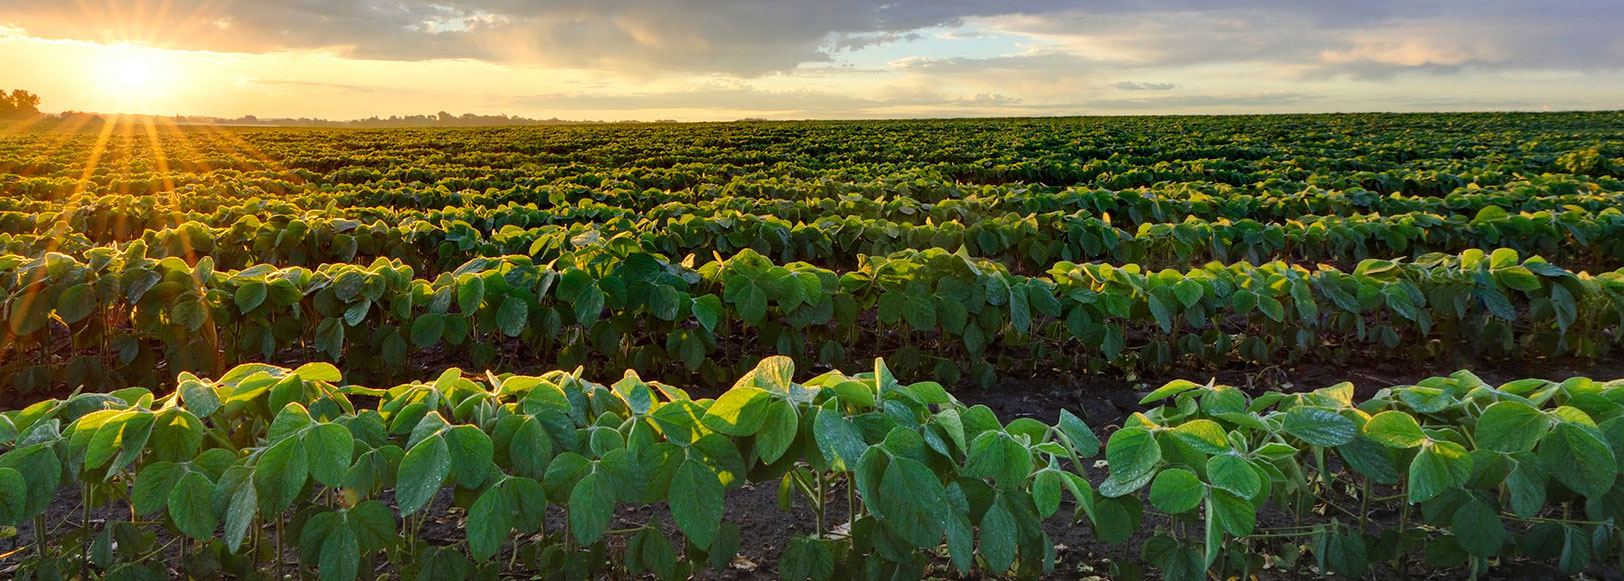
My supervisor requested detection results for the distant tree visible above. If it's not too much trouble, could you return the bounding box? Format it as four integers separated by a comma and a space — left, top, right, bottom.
0, 90, 42, 119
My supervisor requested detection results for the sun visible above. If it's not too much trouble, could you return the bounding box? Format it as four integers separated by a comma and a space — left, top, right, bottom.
89, 44, 178, 111
113, 58, 155, 90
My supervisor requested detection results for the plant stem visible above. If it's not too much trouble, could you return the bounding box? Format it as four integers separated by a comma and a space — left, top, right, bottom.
33, 514, 46, 560
1358, 479, 1370, 534
275, 515, 284, 580
815, 470, 826, 539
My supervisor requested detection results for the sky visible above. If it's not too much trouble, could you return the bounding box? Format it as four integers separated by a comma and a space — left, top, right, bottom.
1, 1, 1621, 121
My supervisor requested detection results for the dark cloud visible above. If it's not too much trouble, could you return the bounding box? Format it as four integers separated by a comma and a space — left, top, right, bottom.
0, 0, 1064, 75
0, 0, 1617, 77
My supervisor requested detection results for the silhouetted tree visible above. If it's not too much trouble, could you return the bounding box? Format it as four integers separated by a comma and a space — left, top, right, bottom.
0, 90, 42, 119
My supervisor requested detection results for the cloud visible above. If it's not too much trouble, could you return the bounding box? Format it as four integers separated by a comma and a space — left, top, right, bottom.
503, 84, 1034, 118
3, 0, 1621, 118
0, 0, 1065, 76
3, 0, 1610, 78
1085, 91, 1318, 111
249, 79, 380, 94
1114, 81, 1176, 91
988, 1, 1624, 77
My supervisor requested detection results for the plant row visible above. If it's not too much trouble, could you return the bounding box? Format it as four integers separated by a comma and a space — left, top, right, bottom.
0, 356, 1100, 579
1, 241, 1620, 395
5, 170, 1622, 245
5, 199, 1624, 285
3, 357, 1622, 579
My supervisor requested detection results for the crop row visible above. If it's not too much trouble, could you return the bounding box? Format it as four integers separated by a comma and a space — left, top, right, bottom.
2, 356, 1621, 579
2, 200, 1623, 285
4, 170, 1619, 240
1, 242, 1619, 394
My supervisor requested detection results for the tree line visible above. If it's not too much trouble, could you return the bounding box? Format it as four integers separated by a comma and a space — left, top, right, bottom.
0, 90, 42, 119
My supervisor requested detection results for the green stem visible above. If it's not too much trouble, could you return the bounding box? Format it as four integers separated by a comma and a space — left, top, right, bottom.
82, 484, 93, 566
275, 515, 284, 580
815, 470, 826, 539
1358, 479, 1370, 533
33, 514, 46, 560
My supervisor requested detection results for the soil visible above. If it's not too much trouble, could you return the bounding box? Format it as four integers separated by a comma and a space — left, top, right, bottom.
4, 350, 1624, 579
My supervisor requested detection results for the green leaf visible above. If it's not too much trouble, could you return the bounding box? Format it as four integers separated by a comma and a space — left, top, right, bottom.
700, 387, 772, 436
457, 276, 485, 313
343, 300, 369, 327
56, 283, 97, 324
348, 500, 397, 551
733, 281, 767, 325
132, 462, 184, 515
179, 380, 222, 417
1169, 420, 1229, 453
903, 290, 936, 331
1057, 409, 1101, 458
305, 423, 354, 487
1476, 401, 1549, 453
1208, 489, 1255, 536
1008, 283, 1031, 333
780, 536, 834, 581
1256, 294, 1285, 323
467, 484, 513, 562
445, 425, 495, 488
319, 523, 359, 581
944, 486, 975, 574
877, 457, 947, 548
1172, 278, 1204, 308
253, 436, 309, 515
171, 297, 209, 331
692, 294, 723, 332
1090, 496, 1142, 545
235, 281, 268, 312
1206, 454, 1262, 498
738, 355, 795, 394
1138, 379, 1202, 405
89, 411, 156, 476
1149, 469, 1204, 514
1495, 265, 1542, 292
569, 472, 616, 545
1505, 461, 1547, 519
1147, 294, 1174, 333
1408, 441, 1472, 503
396, 436, 451, 515
813, 408, 867, 471
495, 297, 528, 338
1033, 470, 1063, 518
1105, 427, 1161, 482
668, 459, 724, 549
630, 526, 679, 580
168, 471, 217, 541
0, 467, 25, 526
1452, 498, 1505, 557
1539, 422, 1617, 498
410, 314, 446, 349
979, 496, 1018, 573
1282, 406, 1356, 447
222, 478, 257, 553
1363, 410, 1426, 448
963, 431, 1032, 490
756, 400, 798, 464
